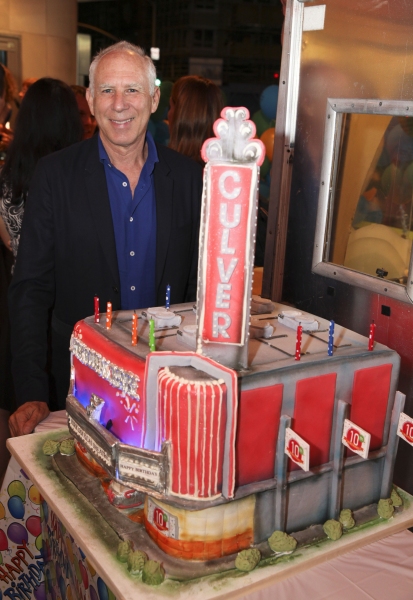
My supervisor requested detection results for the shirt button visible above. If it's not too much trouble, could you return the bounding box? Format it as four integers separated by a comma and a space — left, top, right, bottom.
122, 182, 127, 187
130, 251, 135, 256
131, 286, 135, 291
130, 217, 133, 222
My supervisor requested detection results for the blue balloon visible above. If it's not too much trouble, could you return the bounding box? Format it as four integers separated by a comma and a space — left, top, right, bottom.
58, 576, 66, 600
97, 577, 109, 600
260, 85, 279, 121
8, 495, 25, 520
41, 500, 49, 523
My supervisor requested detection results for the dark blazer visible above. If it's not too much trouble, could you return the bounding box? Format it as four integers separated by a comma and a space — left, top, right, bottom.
9, 135, 203, 407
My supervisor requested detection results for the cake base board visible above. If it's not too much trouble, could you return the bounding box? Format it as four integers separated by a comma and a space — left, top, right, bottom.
7, 430, 413, 600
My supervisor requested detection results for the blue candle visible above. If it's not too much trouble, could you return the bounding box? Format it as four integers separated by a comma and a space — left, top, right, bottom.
166, 284, 171, 310
328, 320, 335, 356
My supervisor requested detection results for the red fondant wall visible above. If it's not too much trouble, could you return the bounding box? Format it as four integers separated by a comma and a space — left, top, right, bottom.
349, 363, 392, 451
290, 373, 337, 470
235, 384, 283, 486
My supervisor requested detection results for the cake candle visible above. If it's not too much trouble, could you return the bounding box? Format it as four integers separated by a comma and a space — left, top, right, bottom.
368, 320, 376, 351
295, 324, 302, 361
132, 313, 138, 346
166, 284, 171, 310
106, 302, 112, 330
328, 320, 335, 356
94, 295, 100, 323
149, 318, 156, 351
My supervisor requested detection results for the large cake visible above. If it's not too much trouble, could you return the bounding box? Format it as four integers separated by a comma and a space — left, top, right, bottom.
66, 108, 404, 568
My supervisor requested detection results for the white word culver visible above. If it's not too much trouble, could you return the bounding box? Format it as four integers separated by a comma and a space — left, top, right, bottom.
213, 171, 241, 338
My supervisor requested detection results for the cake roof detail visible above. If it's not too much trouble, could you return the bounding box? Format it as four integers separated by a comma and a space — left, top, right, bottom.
201, 107, 266, 166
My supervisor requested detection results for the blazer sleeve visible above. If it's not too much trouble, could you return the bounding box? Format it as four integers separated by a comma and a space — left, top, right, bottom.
8, 159, 56, 406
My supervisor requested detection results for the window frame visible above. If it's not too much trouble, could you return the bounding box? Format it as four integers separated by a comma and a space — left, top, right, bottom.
312, 98, 413, 304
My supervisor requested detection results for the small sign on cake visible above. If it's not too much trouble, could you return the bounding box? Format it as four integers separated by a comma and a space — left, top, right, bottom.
147, 498, 179, 539
285, 428, 310, 471
342, 419, 371, 458
397, 412, 413, 446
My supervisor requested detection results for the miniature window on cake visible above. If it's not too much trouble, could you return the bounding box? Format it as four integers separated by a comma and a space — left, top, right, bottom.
313, 99, 413, 304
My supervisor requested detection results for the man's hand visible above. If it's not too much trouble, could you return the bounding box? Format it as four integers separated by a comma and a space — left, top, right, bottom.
9, 402, 50, 437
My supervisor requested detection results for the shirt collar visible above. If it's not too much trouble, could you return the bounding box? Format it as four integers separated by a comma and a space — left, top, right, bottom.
98, 130, 159, 172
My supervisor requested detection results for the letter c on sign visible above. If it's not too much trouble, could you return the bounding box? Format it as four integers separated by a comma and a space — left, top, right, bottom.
219, 171, 241, 200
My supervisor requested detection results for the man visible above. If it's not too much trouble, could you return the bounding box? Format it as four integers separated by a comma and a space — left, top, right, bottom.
8, 42, 203, 436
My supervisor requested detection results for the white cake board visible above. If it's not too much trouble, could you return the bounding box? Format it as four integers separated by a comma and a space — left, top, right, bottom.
7, 430, 413, 600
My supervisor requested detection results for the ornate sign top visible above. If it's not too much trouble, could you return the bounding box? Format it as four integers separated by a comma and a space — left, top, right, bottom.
201, 107, 266, 165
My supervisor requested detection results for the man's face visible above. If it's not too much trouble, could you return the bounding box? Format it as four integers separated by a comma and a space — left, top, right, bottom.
86, 50, 159, 152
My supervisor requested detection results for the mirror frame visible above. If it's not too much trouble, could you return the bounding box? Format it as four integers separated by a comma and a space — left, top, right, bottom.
312, 97, 413, 304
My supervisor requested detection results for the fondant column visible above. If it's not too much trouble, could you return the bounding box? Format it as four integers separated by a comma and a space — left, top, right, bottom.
329, 399, 349, 519
274, 414, 291, 531
380, 391, 405, 498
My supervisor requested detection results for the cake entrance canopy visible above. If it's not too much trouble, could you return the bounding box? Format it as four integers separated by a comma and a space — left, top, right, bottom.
196, 107, 266, 369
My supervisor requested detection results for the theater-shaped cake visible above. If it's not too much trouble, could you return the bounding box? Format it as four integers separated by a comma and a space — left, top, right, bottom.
67, 107, 404, 562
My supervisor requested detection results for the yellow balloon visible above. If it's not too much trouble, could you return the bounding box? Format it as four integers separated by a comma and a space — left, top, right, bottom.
260, 127, 275, 163
0, 502, 5, 520
7, 480, 26, 502
35, 534, 42, 551
28, 485, 42, 505
86, 558, 96, 577
66, 536, 74, 564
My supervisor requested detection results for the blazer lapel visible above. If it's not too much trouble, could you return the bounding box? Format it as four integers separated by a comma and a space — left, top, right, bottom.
83, 138, 120, 287
154, 151, 173, 293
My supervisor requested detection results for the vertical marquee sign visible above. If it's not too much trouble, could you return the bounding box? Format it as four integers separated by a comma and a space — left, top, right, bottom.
197, 107, 266, 369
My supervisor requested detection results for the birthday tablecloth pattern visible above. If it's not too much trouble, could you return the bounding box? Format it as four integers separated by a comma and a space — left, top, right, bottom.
0, 456, 116, 600
0, 456, 44, 599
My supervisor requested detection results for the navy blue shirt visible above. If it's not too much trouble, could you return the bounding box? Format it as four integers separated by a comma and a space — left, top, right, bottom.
99, 133, 158, 309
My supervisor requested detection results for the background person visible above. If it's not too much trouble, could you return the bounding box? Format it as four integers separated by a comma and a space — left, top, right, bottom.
71, 84, 97, 139
0, 64, 17, 158
0, 78, 82, 477
0, 78, 83, 259
168, 75, 223, 165
8, 42, 203, 437
17, 77, 37, 105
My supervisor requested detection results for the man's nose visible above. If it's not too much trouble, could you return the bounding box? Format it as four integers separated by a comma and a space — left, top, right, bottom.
112, 90, 128, 110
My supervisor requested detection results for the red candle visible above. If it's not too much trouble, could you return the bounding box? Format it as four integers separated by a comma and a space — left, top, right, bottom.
132, 313, 138, 346
368, 321, 376, 351
295, 324, 302, 361
106, 302, 112, 330
94, 296, 100, 323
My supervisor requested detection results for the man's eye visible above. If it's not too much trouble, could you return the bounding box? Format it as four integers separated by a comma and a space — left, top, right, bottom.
101, 89, 113, 93
127, 88, 138, 93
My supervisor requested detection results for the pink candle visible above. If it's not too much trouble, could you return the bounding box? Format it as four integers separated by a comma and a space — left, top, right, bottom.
94, 296, 100, 323
368, 321, 376, 351
295, 324, 303, 361
106, 302, 112, 330
132, 313, 138, 345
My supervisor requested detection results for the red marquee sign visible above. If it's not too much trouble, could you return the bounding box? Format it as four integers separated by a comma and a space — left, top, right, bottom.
200, 164, 256, 345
